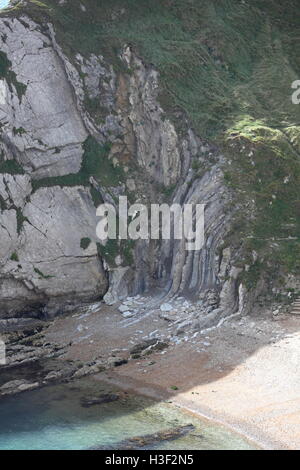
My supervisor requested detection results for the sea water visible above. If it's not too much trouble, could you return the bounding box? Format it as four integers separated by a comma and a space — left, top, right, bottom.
0, 377, 256, 450
0, 0, 10, 10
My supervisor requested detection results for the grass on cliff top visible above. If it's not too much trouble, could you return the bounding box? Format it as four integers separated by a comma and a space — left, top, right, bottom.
20, 0, 300, 138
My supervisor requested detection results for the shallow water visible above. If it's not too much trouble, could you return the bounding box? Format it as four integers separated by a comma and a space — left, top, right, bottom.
0, 0, 10, 10
0, 378, 256, 450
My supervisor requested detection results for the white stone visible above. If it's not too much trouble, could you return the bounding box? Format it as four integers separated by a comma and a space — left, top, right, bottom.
160, 303, 173, 312
119, 304, 130, 313
122, 311, 135, 318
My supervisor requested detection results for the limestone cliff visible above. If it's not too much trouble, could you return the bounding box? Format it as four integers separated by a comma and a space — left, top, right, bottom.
0, 0, 299, 323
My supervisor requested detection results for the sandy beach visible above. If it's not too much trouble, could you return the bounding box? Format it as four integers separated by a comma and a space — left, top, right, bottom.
46, 302, 300, 450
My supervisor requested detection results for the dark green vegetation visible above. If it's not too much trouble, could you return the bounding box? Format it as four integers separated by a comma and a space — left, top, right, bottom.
10, 251, 19, 262
0, 50, 27, 101
80, 237, 91, 250
97, 239, 134, 268
0, 158, 24, 175
33, 267, 54, 279
16, 207, 28, 235
11, 0, 300, 284
224, 120, 300, 280
32, 136, 123, 192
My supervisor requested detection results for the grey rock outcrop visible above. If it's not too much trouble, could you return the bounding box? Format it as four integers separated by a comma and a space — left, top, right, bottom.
0, 182, 108, 316
122, 46, 181, 186
0, 17, 108, 317
0, 379, 39, 396
0, 17, 87, 178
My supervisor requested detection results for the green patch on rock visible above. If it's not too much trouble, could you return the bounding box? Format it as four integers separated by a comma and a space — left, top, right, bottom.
0, 50, 27, 101
10, 251, 19, 262
0, 194, 7, 211
32, 136, 124, 193
16, 208, 29, 235
89, 186, 103, 207
97, 238, 134, 267
0, 159, 24, 175
33, 267, 54, 279
12, 127, 26, 136
80, 237, 91, 250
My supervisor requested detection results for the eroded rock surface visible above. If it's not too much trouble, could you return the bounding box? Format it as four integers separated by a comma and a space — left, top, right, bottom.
0, 17, 87, 178
0, 17, 108, 317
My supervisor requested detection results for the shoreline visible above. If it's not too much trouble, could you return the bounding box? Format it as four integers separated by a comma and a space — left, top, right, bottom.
43, 302, 300, 450
97, 372, 283, 451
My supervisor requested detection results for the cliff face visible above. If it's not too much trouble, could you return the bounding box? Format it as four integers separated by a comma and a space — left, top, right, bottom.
0, 0, 299, 321
0, 16, 108, 316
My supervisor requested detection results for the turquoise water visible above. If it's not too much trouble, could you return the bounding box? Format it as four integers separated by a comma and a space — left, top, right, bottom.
0, 0, 10, 10
0, 378, 256, 450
